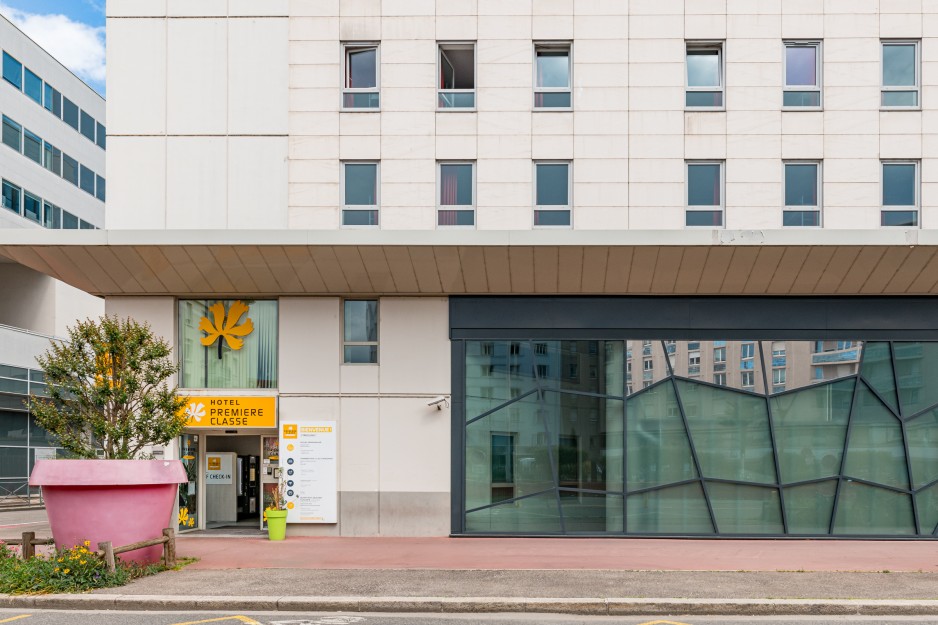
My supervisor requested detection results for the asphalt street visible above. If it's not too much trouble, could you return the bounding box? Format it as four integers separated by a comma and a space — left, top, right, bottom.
4, 611, 938, 625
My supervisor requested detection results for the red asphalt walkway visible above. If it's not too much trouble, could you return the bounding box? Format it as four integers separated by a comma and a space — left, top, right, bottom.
176, 536, 938, 572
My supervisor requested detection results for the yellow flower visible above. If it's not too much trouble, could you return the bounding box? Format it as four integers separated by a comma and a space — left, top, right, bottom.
79, 560, 86, 565
63, 568, 70, 574
53, 567, 59, 573
57, 557, 63, 563
83, 540, 90, 547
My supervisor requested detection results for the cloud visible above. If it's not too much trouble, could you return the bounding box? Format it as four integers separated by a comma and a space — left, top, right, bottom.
0, 2, 105, 87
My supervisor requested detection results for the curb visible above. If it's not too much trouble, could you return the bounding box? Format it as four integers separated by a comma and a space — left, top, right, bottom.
4, 595, 938, 616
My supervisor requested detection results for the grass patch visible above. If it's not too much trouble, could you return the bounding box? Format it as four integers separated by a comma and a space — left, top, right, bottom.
0, 540, 194, 595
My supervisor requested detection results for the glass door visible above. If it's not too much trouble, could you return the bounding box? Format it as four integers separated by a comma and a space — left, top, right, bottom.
178, 434, 200, 532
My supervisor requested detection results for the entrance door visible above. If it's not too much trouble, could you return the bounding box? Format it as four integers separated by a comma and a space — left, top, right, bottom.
177, 434, 200, 532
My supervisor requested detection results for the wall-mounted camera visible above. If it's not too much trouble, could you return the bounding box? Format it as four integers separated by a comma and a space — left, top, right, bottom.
427, 396, 450, 410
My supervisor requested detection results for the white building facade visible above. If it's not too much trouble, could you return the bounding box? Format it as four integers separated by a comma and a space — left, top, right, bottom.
0, 14, 105, 498
5, 0, 938, 536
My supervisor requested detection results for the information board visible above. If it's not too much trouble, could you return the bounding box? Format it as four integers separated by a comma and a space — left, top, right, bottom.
205, 453, 233, 485
279, 420, 337, 523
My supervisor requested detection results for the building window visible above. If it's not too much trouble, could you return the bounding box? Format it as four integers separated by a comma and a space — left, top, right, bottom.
740, 342, 755, 359
62, 97, 79, 131
741, 370, 755, 387
62, 154, 78, 186
643, 358, 653, 371
96, 122, 106, 149
2, 52, 21, 89
882, 40, 919, 108
43, 142, 61, 176
713, 373, 727, 386
62, 210, 79, 229
534, 43, 571, 108
2, 116, 21, 152
882, 161, 918, 227
438, 162, 474, 226
534, 162, 571, 227
342, 162, 379, 226
344, 300, 378, 364
23, 68, 42, 105
2, 180, 21, 215
686, 161, 723, 227
784, 162, 821, 227
773, 368, 787, 389
23, 129, 41, 165
343, 44, 379, 109
43, 201, 59, 229
438, 43, 475, 109
43, 83, 59, 116
714, 347, 726, 363
686, 42, 724, 108
23, 192, 40, 224
689, 352, 701, 366
784, 41, 821, 108
80, 110, 96, 143
96, 175, 105, 202
178, 299, 279, 388
79, 165, 95, 196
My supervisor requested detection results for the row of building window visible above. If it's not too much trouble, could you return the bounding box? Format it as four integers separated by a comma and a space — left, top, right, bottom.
2, 114, 105, 203
2, 52, 106, 149
1, 177, 98, 230
339, 39, 921, 111
339, 160, 920, 229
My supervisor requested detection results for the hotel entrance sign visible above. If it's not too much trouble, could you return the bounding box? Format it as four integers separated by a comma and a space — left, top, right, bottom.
279, 420, 337, 524
182, 396, 277, 428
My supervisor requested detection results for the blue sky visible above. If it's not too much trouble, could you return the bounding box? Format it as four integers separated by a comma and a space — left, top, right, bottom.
0, 0, 106, 96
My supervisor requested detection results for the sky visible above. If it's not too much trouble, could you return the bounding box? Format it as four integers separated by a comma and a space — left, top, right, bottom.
0, 0, 106, 96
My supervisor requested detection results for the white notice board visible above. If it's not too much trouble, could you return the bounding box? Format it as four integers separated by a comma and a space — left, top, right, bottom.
280, 420, 337, 523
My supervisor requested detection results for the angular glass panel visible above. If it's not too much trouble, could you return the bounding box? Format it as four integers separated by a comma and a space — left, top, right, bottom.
843, 384, 908, 489
626, 340, 670, 390
766, 340, 860, 392
688, 164, 721, 206
535, 92, 571, 108
627, 483, 713, 534
437, 209, 474, 226
883, 44, 916, 86
555, 395, 624, 493
883, 163, 916, 206
687, 49, 720, 87
536, 50, 570, 88
24, 68, 42, 104
342, 209, 378, 226
708, 483, 783, 534
772, 378, 854, 484
859, 342, 898, 413
466, 341, 538, 419
2, 52, 22, 89
785, 164, 817, 206
668, 340, 766, 393
833, 481, 914, 535
784, 480, 836, 534
342, 92, 379, 108
686, 91, 723, 107
536, 164, 569, 206
537, 341, 624, 396
465, 492, 562, 533
881, 210, 918, 227
895, 343, 938, 418
440, 164, 473, 205
783, 91, 821, 107
786, 46, 817, 86
882, 91, 918, 107
344, 300, 377, 342
783, 210, 820, 226
561, 492, 624, 533
534, 210, 570, 226
347, 48, 376, 89
438, 92, 475, 108
907, 408, 938, 490
685, 210, 722, 227
915, 482, 938, 536
466, 394, 553, 510
627, 381, 697, 490
678, 380, 776, 483
344, 163, 377, 206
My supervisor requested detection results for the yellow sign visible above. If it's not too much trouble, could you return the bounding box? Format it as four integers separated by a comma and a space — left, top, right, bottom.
282, 423, 298, 439
207, 457, 221, 471
199, 301, 254, 358
182, 396, 276, 428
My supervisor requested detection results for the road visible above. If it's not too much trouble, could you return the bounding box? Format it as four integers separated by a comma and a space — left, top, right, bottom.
3, 611, 938, 625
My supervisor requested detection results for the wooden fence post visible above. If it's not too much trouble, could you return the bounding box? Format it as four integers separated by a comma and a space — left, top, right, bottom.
162, 528, 175, 568
99, 541, 115, 574
21, 531, 35, 560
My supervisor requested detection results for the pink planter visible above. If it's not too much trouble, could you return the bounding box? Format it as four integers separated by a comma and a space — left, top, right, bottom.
30, 459, 186, 564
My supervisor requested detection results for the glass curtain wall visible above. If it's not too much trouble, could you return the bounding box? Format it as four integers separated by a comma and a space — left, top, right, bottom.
460, 339, 938, 537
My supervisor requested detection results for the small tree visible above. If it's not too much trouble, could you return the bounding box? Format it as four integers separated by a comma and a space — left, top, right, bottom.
31, 316, 188, 460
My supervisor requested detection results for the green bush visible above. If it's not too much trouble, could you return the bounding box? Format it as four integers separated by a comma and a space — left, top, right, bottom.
0, 540, 165, 595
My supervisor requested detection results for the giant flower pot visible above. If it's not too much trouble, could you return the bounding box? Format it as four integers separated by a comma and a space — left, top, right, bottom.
30, 459, 187, 564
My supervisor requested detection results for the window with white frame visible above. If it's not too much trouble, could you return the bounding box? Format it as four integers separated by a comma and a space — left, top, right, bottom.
784, 162, 821, 227
343, 44, 379, 109
686, 161, 723, 227
342, 162, 379, 226
343, 300, 378, 364
713, 373, 727, 386
882, 40, 919, 108
438, 43, 475, 109
784, 41, 821, 108
882, 161, 919, 227
534, 162, 571, 227
534, 43, 571, 108
741, 371, 755, 388
686, 42, 724, 108
438, 162, 474, 226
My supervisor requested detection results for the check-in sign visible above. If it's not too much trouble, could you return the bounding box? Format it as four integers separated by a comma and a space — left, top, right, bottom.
182, 396, 276, 428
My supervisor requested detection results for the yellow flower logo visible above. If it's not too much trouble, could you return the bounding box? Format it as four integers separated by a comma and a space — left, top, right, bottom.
184, 402, 206, 424
199, 301, 254, 359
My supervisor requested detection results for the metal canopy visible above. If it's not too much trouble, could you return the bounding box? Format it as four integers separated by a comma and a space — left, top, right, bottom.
0, 229, 936, 297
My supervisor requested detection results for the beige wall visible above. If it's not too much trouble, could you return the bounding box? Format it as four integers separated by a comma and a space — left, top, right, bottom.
0, 263, 103, 337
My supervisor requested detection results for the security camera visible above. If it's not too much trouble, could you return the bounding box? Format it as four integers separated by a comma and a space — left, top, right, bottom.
427, 396, 450, 410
